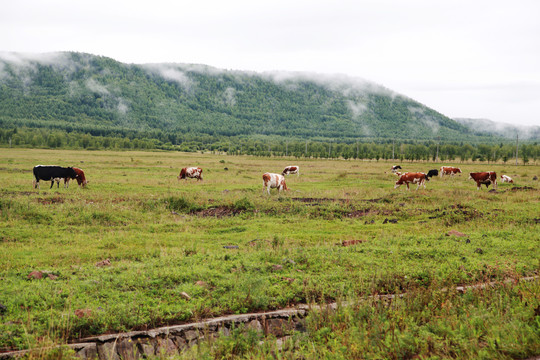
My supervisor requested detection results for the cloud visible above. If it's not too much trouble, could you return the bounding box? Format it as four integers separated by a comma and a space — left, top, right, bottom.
141, 64, 194, 91
85, 78, 109, 95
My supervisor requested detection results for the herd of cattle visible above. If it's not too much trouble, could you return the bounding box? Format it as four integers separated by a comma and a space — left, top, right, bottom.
32, 163, 514, 193
391, 165, 513, 191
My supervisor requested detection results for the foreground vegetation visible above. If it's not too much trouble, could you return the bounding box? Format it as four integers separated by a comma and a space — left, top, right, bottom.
0, 148, 538, 358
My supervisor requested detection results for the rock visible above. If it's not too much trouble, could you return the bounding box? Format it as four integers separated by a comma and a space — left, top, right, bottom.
446, 230, 467, 237
76, 343, 98, 359
223, 245, 239, 249
383, 218, 398, 224
474, 248, 484, 254
95, 259, 111, 267
117, 338, 139, 360
195, 281, 207, 287
180, 292, 191, 301
27, 270, 43, 279
338, 240, 365, 246
97, 342, 119, 360
75, 308, 92, 318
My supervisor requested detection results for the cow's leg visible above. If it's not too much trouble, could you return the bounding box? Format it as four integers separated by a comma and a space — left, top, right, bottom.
406, 182, 410, 190
50, 180, 54, 189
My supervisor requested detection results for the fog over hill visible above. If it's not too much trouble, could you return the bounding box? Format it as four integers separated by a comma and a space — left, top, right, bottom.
1, 51, 524, 142
454, 118, 540, 140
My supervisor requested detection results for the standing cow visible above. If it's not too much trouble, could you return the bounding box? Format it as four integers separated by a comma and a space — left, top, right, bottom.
178, 167, 203, 181
33, 165, 77, 189
282, 166, 299, 176
394, 172, 429, 190
262, 173, 288, 195
469, 171, 497, 190
426, 169, 438, 178
440, 166, 462, 177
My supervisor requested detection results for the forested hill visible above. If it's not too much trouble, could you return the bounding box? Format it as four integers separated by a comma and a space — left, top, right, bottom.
1, 52, 474, 142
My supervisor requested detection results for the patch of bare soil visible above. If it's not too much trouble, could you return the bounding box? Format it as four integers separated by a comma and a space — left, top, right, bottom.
510, 186, 535, 191
196, 206, 242, 218
37, 196, 64, 205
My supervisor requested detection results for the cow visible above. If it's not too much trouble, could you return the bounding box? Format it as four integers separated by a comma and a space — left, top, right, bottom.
177, 167, 203, 181
391, 165, 402, 173
33, 165, 77, 189
440, 166, 462, 177
469, 171, 497, 190
501, 174, 514, 183
63, 167, 88, 188
394, 172, 429, 190
262, 172, 288, 195
282, 166, 299, 176
426, 169, 438, 178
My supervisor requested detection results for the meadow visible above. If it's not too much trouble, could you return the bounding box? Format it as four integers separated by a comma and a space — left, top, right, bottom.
0, 148, 538, 358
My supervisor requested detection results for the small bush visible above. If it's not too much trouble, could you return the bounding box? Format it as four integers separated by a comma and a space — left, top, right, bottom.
233, 197, 254, 211
166, 196, 203, 213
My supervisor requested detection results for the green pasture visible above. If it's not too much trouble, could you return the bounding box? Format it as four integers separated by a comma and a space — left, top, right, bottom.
0, 148, 538, 356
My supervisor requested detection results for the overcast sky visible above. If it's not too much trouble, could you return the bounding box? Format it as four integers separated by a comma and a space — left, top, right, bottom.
2, 0, 539, 126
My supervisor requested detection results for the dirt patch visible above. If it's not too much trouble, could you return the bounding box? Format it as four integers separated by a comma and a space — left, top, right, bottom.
37, 197, 64, 205
196, 206, 242, 218
510, 186, 535, 191
346, 209, 379, 217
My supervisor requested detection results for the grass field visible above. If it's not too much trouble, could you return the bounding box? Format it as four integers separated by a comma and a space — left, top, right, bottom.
0, 148, 539, 358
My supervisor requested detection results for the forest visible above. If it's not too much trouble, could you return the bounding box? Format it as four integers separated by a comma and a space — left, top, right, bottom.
0, 52, 538, 163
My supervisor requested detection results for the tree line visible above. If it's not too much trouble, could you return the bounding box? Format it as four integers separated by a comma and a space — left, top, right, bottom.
1, 127, 537, 165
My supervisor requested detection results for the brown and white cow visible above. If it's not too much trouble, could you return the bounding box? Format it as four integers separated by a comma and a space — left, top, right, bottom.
501, 174, 514, 183
469, 171, 497, 190
282, 165, 299, 176
440, 166, 462, 177
394, 172, 429, 190
178, 167, 203, 181
262, 172, 288, 195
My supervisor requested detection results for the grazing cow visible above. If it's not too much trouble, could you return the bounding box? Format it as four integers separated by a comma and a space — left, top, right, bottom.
177, 167, 203, 181
262, 172, 288, 195
501, 174, 514, 183
282, 165, 299, 176
63, 167, 88, 188
33, 165, 77, 189
440, 166, 462, 177
391, 165, 402, 173
469, 171, 497, 190
426, 169, 438, 178
394, 172, 429, 190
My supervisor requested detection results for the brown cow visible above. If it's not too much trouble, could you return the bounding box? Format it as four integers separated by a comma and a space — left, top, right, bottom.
469, 171, 497, 190
64, 167, 88, 188
394, 172, 429, 190
440, 166, 462, 177
178, 167, 203, 181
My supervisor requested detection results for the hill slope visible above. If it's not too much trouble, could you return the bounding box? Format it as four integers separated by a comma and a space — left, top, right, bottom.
1, 52, 473, 141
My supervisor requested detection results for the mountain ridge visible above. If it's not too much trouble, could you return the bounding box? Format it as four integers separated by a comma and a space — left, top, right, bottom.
0, 51, 529, 142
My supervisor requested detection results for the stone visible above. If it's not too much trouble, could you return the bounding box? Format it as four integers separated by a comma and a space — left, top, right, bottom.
75, 344, 98, 359
95, 259, 111, 267
27, 270, 43, 279
116, 338, 139, 360
155, 338, 177, 356
180, 292, 191, 301
446, 230, 467, 237
136, 338, 155, 358
184, 330, 198, 342
97, 342, 120, 360
247, 319, 263, 332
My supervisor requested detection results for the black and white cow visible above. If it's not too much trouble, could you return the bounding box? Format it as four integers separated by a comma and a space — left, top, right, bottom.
33, 165, 77, 189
